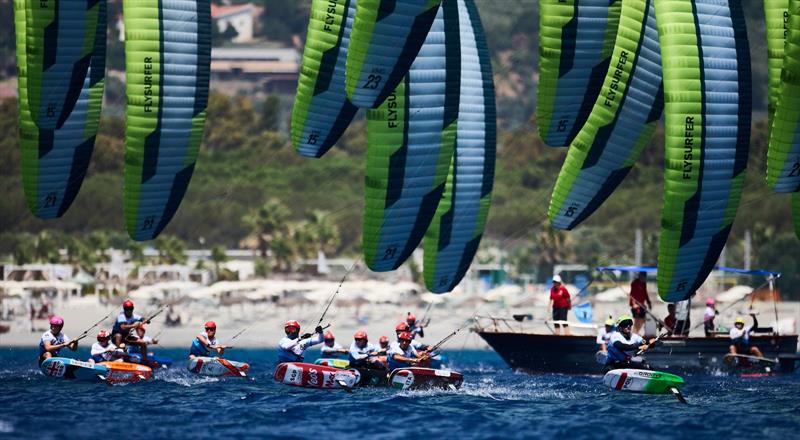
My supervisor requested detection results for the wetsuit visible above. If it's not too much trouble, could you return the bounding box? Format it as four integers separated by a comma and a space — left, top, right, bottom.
111, 311, 142, 342
730, 316, 758, 353
387, 342, 418, 370
605, 331, 650, 370
126, 335, 153, 362
277, 332, 324, 363
91, 342, 120, 362
190, 335, 218, 358
320, 342, 347, 359
596, 327, 614, 347
349, 341, 382, 369
38, 330, 70, 365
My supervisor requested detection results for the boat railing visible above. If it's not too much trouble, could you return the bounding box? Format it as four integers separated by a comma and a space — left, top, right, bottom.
472, 315, 598, 335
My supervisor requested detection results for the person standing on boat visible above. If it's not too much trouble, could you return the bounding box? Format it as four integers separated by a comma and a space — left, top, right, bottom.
277, 320, 324, 364
38, 316, 78, 365
319, 330, 348, 359
349, 330, 384, 369
605, 315, 656, 370
659, 304, 677, 335
729, 315, 764, 358
189, 321, 226, 359
387, 332, 425, 370
629, 272, 652, 334
596, 317, 615, 351
703, 298, 718, 336
548, 275, 571, 335
407, 312, 425, 338
112, 299, 143, 346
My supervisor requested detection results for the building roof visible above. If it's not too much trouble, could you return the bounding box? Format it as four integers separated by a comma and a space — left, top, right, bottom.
211, 3, 261, 20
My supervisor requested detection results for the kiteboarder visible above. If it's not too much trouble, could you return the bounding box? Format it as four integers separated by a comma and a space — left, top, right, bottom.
111, 299, 143, 346
547, 275, 571, 335
729, 315, 764, 358
596, 317, 615, 351
125, 324, 158, 364
378, 335, 390, 353
407, 312, 425, 338
319, 331, 349, 359
395, 322, 429, 350
189, 321, 226, 359
90, 330, 125, 363
629, 272, 652, 334
703, 298, 718, 336
605, 315, 657, 371
38, 316, 78, 365
387, 332, 427, 370
348, 330, 384, 369
277, 320, 324, 364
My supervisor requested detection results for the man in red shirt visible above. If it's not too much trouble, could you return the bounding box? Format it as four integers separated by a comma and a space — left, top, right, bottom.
629, 271, 652, 334
548, 275, 571, 335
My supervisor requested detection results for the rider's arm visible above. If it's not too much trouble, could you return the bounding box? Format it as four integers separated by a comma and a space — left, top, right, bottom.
390, 353, 419, 364
611, 340, 640, 351
349, 345, 367, 360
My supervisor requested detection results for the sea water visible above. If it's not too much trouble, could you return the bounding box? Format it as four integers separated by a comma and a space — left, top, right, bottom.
0, 347, 798, 439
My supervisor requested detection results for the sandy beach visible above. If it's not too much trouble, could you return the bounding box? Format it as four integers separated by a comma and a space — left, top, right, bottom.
3, 284, 799, 352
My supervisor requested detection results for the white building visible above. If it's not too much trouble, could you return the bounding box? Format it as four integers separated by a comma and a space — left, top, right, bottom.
212, 3, 263, 43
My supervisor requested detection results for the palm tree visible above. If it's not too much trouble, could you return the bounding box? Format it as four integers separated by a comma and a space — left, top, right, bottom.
33, 230, 61, 263
243, 199, 291, 259
306, 210, 340, 256
155, 235, 187, 265
533, 223, 575, 281
210, 245, 228, 279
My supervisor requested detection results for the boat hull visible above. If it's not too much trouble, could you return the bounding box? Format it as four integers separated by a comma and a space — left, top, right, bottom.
477, 331, 798, 374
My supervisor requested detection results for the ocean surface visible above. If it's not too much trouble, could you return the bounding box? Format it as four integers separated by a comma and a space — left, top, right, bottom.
0, 347, 798, 439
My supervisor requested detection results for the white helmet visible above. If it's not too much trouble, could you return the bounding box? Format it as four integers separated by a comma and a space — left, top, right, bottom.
552, 275, 562, 283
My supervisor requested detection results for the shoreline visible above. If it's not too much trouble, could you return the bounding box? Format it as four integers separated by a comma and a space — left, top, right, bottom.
3, 299, 798, 351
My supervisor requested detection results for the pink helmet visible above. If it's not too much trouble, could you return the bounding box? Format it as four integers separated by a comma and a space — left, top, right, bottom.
706, 298, 715, 306
49, 315, 64, 326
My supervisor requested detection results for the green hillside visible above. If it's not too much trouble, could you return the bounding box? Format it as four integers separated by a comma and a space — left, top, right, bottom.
0, 0, 797, 296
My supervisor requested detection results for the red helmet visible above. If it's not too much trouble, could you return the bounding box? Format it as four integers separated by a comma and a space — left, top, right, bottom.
122, 299, 134, 309
49, 315, 64, 326
706, 298, 715, 306
407, 312, 416, 322
204, 321, 217, 330
324, 330, 335, 340
398, 332, 413, 341
379, 336, 389, 344
285, 320, 300, 331
354, 330, 367, 340
97, 330, 110, 340
395, 322, 410, 332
